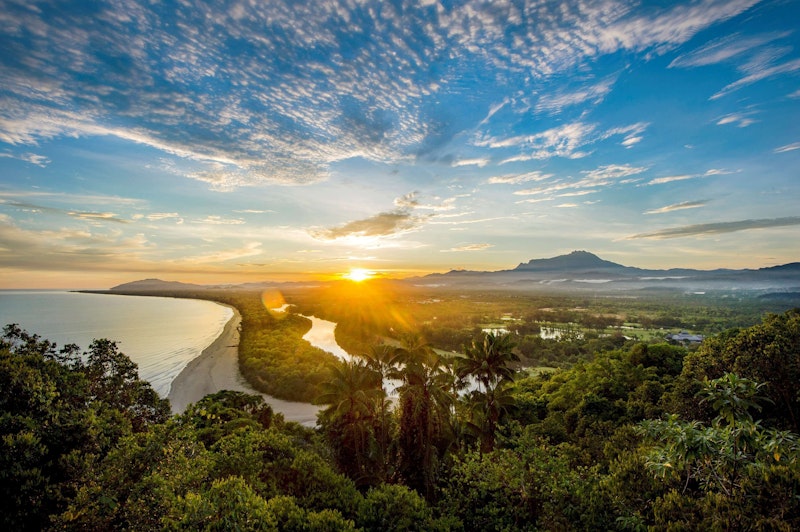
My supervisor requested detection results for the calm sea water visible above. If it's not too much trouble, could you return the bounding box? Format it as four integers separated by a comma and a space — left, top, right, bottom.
0, 291, 233, 397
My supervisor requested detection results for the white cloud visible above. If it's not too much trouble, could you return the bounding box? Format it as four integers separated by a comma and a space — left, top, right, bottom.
0, 152, 50, 167
193, 215, 246, 225
621, 136, 643, 148
67, 211, 129, 224
441, 243, 494, 252
185, 242, 262, 264
145, 212, 182, 221
452, 157, 490, 168
712, 58, 800, 100
774, 142, 800, 153
644, 200, 709, 214
480, 121, 645, 162
535, 77, 616, 114
511, 163, 644, 200
717, 112, 757, 127
646, 168, 733, 185
487, 171, 553, 185
582, 164, 648, 181
670, 31, 791, 68
1, 0, 749, 190
309, 192, 428, 242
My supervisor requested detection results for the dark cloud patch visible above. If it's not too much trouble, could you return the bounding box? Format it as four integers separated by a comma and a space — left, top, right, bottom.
628, 216, 800, 239
310, 210, 424, 241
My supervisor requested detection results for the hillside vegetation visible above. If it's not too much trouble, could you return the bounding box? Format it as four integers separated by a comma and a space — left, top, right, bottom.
3, 302, 800, 529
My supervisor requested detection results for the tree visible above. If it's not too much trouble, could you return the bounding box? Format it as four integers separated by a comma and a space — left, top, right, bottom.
394, 334, 455, 500
638, 373, 800, 529
317, 359, 383, 484
0, 325, 168, 531
458, 331, 520, 452
361, 343, 400, 481
83, 338, 171, 431
668, 309, 800, 431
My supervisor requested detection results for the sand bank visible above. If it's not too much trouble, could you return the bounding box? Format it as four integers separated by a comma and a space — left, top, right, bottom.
167, 305, 321, 426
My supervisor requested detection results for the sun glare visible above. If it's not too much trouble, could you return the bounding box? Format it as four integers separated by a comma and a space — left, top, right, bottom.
345, 268, 373, 282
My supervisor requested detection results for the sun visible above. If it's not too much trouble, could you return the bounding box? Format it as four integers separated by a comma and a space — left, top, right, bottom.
344, 268, 373, 282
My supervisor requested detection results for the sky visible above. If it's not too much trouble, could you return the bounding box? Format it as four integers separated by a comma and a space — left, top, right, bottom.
1, 0, 799, 288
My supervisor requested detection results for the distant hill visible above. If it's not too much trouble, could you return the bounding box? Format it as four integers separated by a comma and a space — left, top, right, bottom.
110, 279, 206, 292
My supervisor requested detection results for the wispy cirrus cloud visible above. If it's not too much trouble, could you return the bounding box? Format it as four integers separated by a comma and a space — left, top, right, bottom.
441, 243, 493, 252
0, 0, 750, 189
0, 190, 145, 207
133, 212, 183, 223
535, 77, 617, 114
774, 142, 800, 153
712, 58, 800, 100
644, 200, 709, 214
670, 31, 791, 68
628, 216, 800, 239
0, 152, 51, 167
0, 199, 130, 224
487, 171, 553, 185
670, 29, 800, 100
717, 112, 758, 127
451, 158, 490, 168
184, 242, 262, 264
67, 211, 129, 224
192, 215, 245, 226
582, 164, 648, 182
513, 164, 646, 198
478, 121, 648, 163
646, 168, 733, 185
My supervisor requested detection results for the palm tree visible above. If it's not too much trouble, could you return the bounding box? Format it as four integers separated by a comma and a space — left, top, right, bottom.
466, 380, 517, 453
457, 331, 520, 452
458, 331, 519, 393
361, 343, 400, 481
317, 359, 382, 483
394, 334, 455, 499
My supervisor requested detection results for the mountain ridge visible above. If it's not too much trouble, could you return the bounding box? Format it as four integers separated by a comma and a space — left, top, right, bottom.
416, 251, 800, 292
108, 251, 800, 294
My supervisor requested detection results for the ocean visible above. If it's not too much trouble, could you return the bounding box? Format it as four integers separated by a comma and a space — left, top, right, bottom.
0, 290, 233, 397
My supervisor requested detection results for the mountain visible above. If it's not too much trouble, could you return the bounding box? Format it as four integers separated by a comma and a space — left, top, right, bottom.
513, 250, 634, 273
415, 251, 800, 294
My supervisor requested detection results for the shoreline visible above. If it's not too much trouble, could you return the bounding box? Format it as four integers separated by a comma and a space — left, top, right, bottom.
167, 303, 321, 426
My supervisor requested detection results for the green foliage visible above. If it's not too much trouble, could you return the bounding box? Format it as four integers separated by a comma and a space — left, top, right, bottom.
668, 308, 800, 431
5, 302, 800, 531
0, 325, 168, 531
438, 435, 609, 531
395, 335, 456, 500
164, 476, 279, 531
638, 372, 800, 529
317, 359, 385, 485
358, 483, 441, 531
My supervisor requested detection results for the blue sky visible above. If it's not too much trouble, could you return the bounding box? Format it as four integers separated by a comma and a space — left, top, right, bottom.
1, 0, 798, 288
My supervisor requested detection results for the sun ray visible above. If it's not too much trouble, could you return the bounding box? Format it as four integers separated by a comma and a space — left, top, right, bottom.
344, 268, 373, 282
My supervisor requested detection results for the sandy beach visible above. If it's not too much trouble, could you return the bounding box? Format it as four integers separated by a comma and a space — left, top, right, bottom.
167, 305, 321, 426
